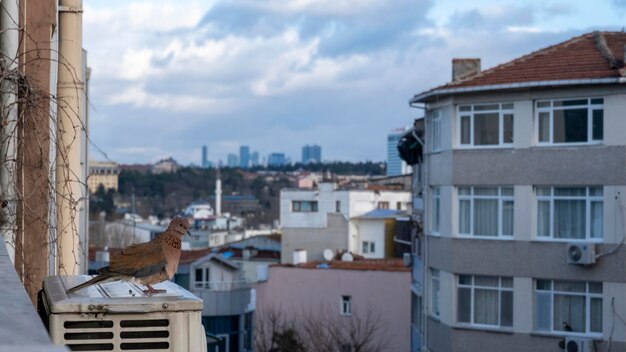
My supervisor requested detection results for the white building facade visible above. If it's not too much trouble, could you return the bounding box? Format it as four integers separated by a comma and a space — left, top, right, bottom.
408, 32, 626, 351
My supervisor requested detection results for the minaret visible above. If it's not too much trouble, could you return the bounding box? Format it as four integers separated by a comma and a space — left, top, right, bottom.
215, 167, 222, 216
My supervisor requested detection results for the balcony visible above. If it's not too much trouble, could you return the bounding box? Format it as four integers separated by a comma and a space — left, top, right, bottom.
190, 280, 254, 317
0, 243, 68, 351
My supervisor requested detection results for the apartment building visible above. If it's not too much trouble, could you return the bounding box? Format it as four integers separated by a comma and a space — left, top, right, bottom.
87, 160, 119, 193
280, 182, 411, 263
408, 32, 626, 351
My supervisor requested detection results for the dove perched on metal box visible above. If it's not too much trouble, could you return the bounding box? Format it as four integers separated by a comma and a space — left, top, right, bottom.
67, 217, 191, 294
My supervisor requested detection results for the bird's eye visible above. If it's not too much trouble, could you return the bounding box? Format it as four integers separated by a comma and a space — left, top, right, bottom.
179, 224, 183, 227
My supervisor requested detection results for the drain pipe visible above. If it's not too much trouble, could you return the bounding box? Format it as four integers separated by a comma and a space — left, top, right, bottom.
0, 0, 19, 263
56, 0, 84, 275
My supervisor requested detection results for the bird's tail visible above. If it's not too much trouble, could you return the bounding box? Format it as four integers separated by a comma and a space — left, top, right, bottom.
66, 273, 114, 293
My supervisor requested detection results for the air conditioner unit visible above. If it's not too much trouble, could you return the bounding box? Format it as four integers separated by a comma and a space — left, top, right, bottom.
567, 242, 596, 265
39, 276, 207, 352
564, 337, 595, 352
403, 252, 413, 267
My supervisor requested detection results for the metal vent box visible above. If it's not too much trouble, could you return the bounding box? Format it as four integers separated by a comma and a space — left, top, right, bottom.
40, 276, 207, 352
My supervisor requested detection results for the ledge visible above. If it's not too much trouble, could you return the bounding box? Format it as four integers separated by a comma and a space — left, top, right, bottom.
0, 242, 66, 351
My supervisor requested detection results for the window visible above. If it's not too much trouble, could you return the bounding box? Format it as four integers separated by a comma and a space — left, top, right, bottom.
412, 293, 423, 333
431, 269, 440, 318
431, 109, 441, 152
458, 187, 514, 238
432, 187, 441, 234
341, 295, 352, 316
536, 187, 603, 240
362, 241, 375, 254
458, 103, 514, 147
535, 280, 602, 335
457, 275, 513, 328
396, 201, 402, 210
536, 98, 603, 144
292, 200, 318, 212
377, 201, 390, 210
335, 200, 341, 213
194, 267, 210, 289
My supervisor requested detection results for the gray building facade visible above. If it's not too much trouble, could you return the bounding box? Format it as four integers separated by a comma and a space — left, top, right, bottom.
408, 32, 626, 351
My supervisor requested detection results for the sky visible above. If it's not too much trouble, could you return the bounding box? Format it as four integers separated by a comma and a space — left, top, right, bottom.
84, 0, 626, 165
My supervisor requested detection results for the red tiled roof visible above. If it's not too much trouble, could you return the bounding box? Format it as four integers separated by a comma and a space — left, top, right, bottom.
276, 259, 410, 272
417, 31, 626, 98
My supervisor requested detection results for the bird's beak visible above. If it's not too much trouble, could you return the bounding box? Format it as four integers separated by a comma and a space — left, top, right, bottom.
186, 230, 192, 236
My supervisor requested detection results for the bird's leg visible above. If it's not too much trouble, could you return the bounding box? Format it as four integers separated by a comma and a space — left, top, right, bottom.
143, 284, 167, 295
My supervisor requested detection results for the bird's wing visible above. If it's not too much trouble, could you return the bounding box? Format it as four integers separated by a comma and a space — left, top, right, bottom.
109, 241, 166, 278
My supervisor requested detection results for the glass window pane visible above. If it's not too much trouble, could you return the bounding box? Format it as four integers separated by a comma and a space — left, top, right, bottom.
474, 187, 498, 196
538, 112, 550, 142
591, 202, 603, 239
501, 187, 514, 197
554, 294, 586, 332
459, 187, 471, 196
459, 105, 471, 112
554, 99, 588, 107
536, 280, 552, 291
503, 114, 514, 143
474, 199, 498, 236
195, 268, 202, 281
475, 276, 499, 287
554, 199, 586, 239
461, 116, 471, 144
589, 282, 603, 293
555, 187, 586, 197
474, 104, 500, 111
537, 201, 551, 237
590, 98, 604, 105
590, 187, 603, 197
591, 298, 602, 333
474, 113, 500, 145
459, 275, 472, 285
500, 291, 513, 327
537, 101, 551, 108
501, 277, 513, 288
554, 281, 586, 292
593, 110, 603, 141
502, 200, 514, 236
502, 103, 514, 110
535, 292, 552, 330
458, 287, 471, 323
553, 109, 588, 143
536, 187, 551, 196
474, 288, 499, 325
459, 199, 471, 234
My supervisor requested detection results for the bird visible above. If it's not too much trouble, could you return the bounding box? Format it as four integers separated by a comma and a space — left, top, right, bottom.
66, 217, 191, 295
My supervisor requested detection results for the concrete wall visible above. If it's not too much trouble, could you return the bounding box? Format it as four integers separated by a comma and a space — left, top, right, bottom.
256, 266, 411, 352
281, 213, 348, 263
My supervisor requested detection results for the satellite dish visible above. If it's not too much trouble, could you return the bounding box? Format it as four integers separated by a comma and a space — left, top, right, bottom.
341, 252, 354, 262
323, 249, 334, 261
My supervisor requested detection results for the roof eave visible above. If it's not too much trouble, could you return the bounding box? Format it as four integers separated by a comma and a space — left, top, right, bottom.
409, 77, 626, 105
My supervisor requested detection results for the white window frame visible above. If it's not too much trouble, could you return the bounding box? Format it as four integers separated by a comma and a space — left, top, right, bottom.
534, 280, 603, 337
535, 98, 603, 146
457, 275, 513, 329
432, 187, 441, 235
292, 200, 318, 213
457, 187, 514, 239
361, 241, 375, 254
535, 187, 603, 241
431, 109, 442, 152
340, 295, 352, 316
194, 267, 210, 289
457, 103, 514, 148
431, 269, 440, 318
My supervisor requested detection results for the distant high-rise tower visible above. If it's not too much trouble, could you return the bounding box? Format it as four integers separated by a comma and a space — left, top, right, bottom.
239, 145, 250, 169
227, 153, 239, 168
387, 128, 411, 176
301, 145, 322, 164
215, 167, 222, 216
250, 151, 259, 167
267, 153, 287, 166
201, 145, 209, 168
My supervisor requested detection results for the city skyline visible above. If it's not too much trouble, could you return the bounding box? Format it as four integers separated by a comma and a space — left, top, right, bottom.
83, 0, 624, 165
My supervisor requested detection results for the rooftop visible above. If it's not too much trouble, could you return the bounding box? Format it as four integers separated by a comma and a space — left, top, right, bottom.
413, 31, 626, 102
276, 258, 410, 272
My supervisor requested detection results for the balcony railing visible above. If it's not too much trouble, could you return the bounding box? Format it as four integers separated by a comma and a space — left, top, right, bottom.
193, 280, 250, 291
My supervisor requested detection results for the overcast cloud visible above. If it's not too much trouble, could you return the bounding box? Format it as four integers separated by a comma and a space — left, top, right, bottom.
84, 0, 625, 165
